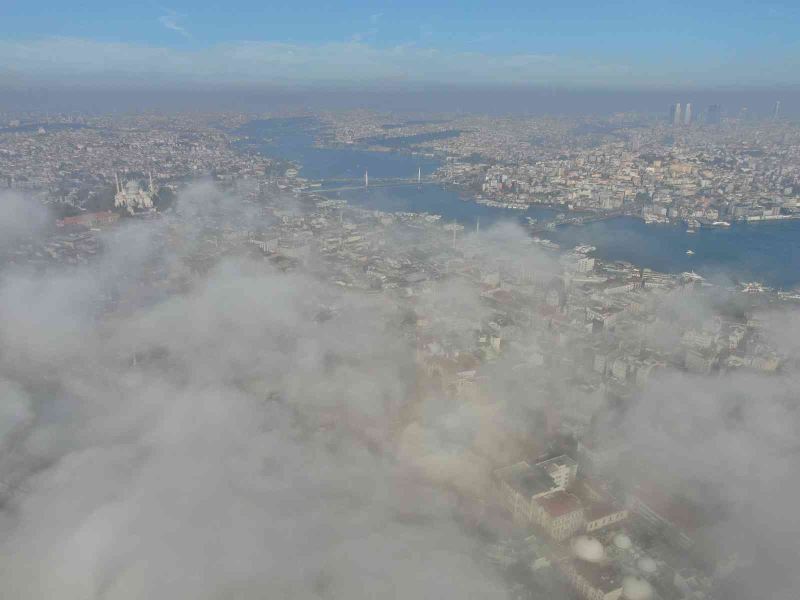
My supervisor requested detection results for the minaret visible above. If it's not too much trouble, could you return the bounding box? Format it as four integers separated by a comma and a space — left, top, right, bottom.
476, 217, 480, 234
365, 170, 369, 188
418, 167, 421, 184
148, 171, 154, 194
114, 172, 121, 194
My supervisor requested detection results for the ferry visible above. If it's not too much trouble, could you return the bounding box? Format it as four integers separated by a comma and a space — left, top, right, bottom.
682, 271, 704, 281
643, 214, 669, 224
531, 237, 560, 250
712, 221, 731, 227
686, 250, 695, 255
741, 282, 766, 294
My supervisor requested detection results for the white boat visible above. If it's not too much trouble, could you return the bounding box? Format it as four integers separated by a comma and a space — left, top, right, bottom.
686, 250, 695, 255
742, 282, 766, 293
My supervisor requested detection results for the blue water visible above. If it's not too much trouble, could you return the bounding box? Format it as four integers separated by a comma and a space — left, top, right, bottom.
549, 217, 800, 288
238, 118, 440, 181
338, 185, 559, 225
239, 118, 800, 288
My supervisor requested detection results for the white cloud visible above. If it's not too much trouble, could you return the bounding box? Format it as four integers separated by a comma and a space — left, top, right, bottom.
158, 14, 190, 39
0, 36, 637, 87
0, 35, 796, 88
0, 186, 511, 599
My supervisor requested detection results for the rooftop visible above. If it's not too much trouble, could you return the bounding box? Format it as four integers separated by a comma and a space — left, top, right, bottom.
538, 491, 582, 518
573, 560, 623, 593
496, 461, 557, 499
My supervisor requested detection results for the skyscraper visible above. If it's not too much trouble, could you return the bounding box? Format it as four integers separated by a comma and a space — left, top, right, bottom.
773, 101, 781, 119
670, 103, 682, 126
683, 103, 692, 125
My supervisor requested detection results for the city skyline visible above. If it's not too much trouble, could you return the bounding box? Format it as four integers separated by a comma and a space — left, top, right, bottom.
3, 4, 800, 599
2, 105, 800, 599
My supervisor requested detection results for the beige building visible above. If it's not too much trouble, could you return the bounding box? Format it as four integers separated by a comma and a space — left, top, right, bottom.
532, 491, 585, 541
496, 455, 593, 541
560, 560, 623, 600
574, 480, 629, 533
496, 455, 578, 524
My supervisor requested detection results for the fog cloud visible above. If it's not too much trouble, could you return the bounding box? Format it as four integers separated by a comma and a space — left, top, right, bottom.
1, 185, 799, 599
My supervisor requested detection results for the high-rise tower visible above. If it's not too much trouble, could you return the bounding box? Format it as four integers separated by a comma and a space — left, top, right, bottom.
670, 103, 682, 126
683, 103, 692, 125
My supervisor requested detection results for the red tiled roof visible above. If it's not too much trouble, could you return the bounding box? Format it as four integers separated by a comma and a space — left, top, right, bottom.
57, 211, 119, 227
584, 500, 620, 521
538, 491, 582, 518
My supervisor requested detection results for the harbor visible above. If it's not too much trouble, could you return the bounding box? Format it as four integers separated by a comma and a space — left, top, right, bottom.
239, 118, 800, 289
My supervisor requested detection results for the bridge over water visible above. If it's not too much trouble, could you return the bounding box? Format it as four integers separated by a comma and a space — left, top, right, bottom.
304, 170, 443, 193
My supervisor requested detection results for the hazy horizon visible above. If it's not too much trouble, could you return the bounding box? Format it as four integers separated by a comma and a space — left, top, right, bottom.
2, 85, 798, 117
3, 1, 800, 92
3, 3, 800, 600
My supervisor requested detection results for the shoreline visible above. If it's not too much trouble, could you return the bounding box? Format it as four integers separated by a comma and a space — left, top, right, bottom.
237, 122, 800, 289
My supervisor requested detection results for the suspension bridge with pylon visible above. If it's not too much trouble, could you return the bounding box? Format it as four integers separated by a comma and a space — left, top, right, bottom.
307, 168, 442, 193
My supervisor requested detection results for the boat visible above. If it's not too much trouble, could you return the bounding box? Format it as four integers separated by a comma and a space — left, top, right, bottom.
532, 237, 560, 250
712, 221, 731, 227
686, 228, 697, 234
644, 214, 669, 224
741, 282, 766, 293
686, 250, 695, 255
681, 271, 704, 281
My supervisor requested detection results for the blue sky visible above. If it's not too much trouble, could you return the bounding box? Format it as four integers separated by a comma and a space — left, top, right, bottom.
1, 1, 799, 88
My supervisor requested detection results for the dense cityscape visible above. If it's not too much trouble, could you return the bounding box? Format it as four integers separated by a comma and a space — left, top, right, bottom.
5, 0, 800, 596
1, 102, 799, 599
5, 105, 800, 227
322, 106, 800, 225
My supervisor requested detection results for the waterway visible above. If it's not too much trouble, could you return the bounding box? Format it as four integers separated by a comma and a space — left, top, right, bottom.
237, 117, 441, 180
238, 118, 800, 288
548, 218, 800, 288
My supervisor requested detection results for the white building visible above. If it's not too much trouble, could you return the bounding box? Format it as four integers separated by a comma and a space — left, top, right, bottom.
114, 173, 156, 214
